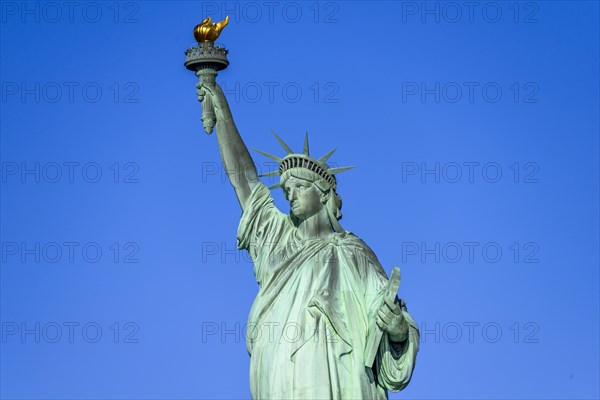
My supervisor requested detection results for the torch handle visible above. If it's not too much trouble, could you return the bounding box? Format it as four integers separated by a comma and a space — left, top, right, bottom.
196, 68, 218, 134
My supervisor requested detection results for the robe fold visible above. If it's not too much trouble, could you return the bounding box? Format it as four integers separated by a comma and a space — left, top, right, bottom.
237, 182, 419, 399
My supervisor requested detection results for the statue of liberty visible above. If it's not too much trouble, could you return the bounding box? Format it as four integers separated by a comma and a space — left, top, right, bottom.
186, 17, 419, 399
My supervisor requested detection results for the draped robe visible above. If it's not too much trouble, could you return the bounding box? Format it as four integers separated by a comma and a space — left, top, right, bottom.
237, 183, 419, 399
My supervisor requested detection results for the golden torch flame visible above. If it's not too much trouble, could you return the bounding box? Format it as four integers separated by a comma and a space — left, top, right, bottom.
193, 16, 229, 43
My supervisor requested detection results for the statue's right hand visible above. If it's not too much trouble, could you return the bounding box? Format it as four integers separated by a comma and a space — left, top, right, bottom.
195, 82, 211, 103
196, 82, 228, 113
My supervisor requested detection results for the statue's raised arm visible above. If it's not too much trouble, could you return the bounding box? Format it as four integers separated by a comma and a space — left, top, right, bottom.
184, 15, 259, 211
197, 81, 260, 211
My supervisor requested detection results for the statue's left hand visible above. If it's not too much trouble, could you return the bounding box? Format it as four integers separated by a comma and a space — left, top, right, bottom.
376, 297, 409, 343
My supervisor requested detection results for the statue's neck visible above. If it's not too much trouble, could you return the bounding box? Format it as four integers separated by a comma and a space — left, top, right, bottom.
295, 208, 334, 240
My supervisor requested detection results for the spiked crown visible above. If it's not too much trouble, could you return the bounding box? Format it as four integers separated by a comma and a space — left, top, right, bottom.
253, 131, 355, 191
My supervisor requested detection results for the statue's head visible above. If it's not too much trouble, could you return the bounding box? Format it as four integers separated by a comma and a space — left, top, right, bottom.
281, 168, 342, 223
254, 132, 353, 232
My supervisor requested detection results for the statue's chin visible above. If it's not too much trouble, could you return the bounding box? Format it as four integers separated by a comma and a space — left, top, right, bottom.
292, 209, 323, 223
291, 207, 308, 222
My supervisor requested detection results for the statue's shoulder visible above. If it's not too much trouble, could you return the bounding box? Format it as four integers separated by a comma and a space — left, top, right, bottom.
338, 231, 375, 255
336, 232, 387, 276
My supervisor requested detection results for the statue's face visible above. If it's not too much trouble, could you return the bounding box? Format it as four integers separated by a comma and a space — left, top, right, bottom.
283, 176, 323, 220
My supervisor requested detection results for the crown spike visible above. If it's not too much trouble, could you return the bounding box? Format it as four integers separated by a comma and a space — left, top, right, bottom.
267, 182, 281, 190
303, 132, 310, 156
270, 130, 294, 154
318, 148, 337, 163
252, 148, 282, 163
328, 166, 356, 175
258, 170, 281, 177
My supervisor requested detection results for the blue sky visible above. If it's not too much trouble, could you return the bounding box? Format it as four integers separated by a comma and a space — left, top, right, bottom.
1, 1, 599, 399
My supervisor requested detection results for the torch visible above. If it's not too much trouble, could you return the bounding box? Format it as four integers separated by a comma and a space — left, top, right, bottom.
184, 16, 230, 134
